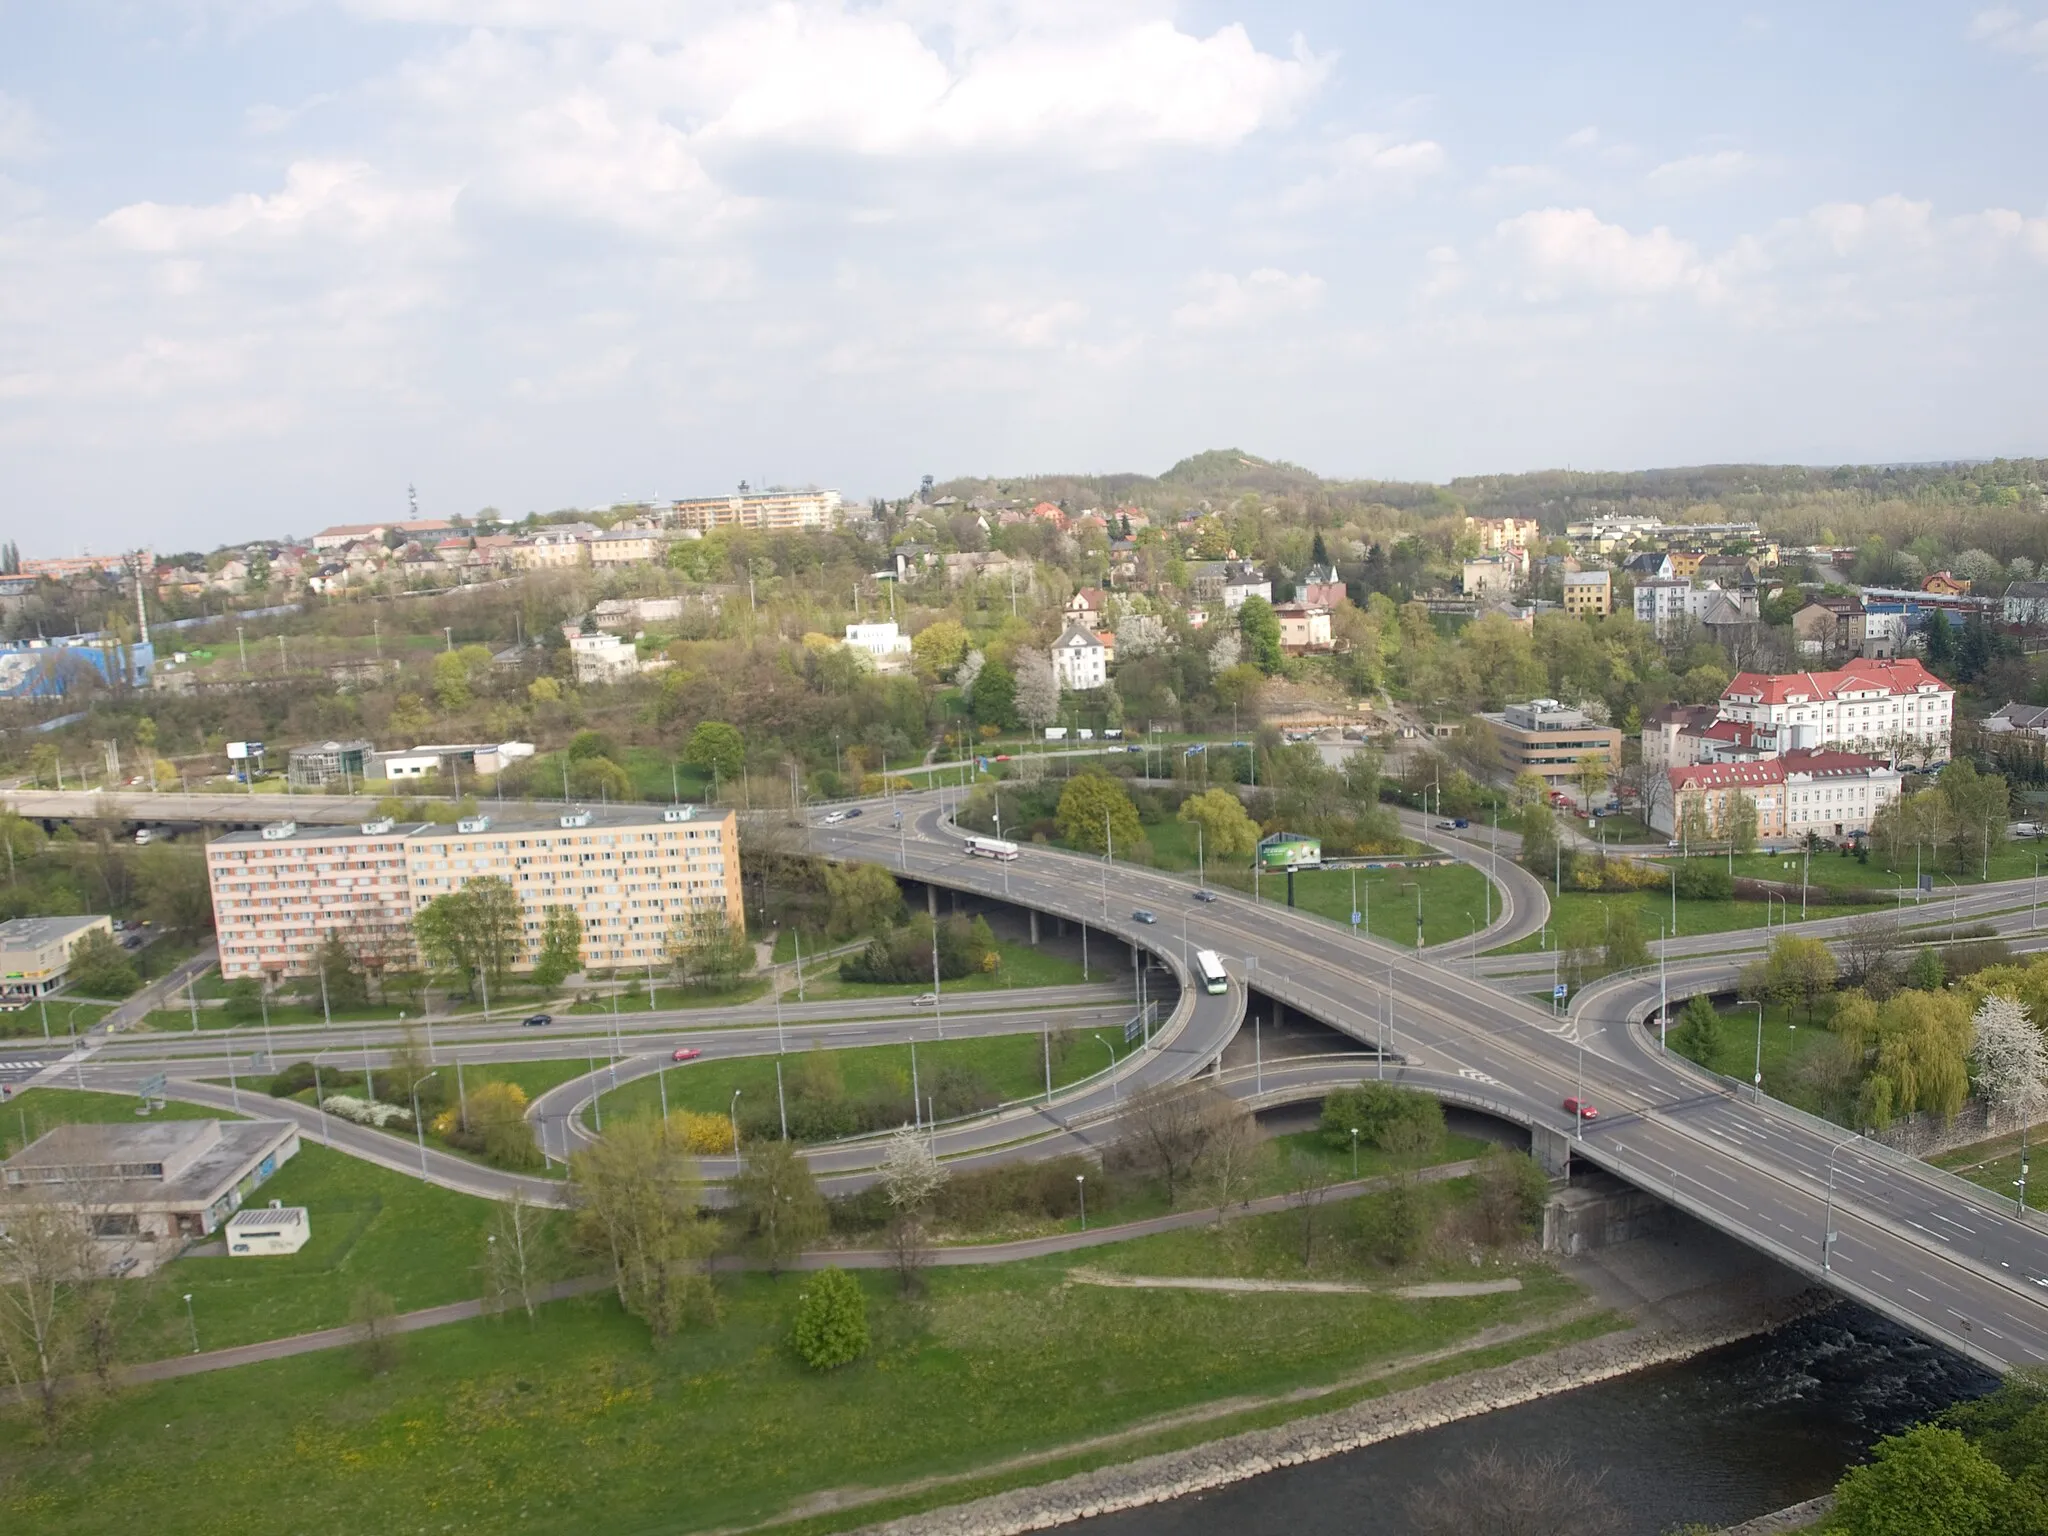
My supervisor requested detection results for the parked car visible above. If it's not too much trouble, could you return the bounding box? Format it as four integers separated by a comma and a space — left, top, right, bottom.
671, 1047, 702, 1062
913, 992, 937, 1006
1562, 1097, 1598, 1121
1132, 909, 1157, 924
1193, 889, 1219, 903
1434, 818, 1469, 830
523, 1013, 553, 1028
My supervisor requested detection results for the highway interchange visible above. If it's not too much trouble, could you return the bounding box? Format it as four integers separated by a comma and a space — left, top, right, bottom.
11, 785, 2048, 1370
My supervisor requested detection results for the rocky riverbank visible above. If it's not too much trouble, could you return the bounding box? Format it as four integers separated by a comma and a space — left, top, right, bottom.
1714, 1495, 1834, 1535
852, 1292, 1829, 1536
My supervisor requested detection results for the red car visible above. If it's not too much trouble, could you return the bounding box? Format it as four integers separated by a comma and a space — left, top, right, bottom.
995, 754, 1012, 761
671, 1048, 702, 1063
1562, 1097, 1598, 1121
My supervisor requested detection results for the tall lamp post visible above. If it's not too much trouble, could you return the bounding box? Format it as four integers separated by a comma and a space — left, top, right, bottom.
409, 1071, 439, 1177
730, 1089, 743, 1157
183, 1292, 199, 1354
1739, 998, 1765, 1103
1822, 1134, 1855, 1270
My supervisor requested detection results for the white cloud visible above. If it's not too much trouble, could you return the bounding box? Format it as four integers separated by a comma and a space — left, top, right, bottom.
1493, 208, 1712, 298
1279, 132, 1443, 210
98, 160, 456, 252
1171, 268, 1324, 329
978, 298, 1089, 349
0, 92, 46, 162
1643, 149, 1757, 195
677, 10, 1325, 158
1969, 8, 2048, 63
1795, 194, 1935, 257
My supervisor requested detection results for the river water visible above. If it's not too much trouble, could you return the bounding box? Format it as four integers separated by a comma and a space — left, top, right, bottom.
1076, 1306, 1994, 1536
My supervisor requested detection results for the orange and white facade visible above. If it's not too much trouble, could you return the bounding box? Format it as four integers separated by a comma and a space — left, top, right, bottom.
209, 805, 743, 981
1655, 750, 1903, 843
1717, 659, 1953, 759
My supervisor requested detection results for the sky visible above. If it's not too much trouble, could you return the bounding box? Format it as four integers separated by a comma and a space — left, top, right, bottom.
2, 1, 2046, 553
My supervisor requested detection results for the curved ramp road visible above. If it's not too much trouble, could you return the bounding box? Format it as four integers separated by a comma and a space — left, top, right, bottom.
809, 791, 2048, 1371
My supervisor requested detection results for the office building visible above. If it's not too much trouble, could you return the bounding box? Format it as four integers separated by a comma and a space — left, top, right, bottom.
1478, 699, 1623, 796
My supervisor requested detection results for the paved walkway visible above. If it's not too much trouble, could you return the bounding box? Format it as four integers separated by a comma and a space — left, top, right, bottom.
1066, 1270, 1523, 1299
32, 1159, 1480, 1396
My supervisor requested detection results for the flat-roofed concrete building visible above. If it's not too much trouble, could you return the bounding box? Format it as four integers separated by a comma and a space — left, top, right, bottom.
0, 914, 114, 1007
668, 490, 842, 533
208, 804, 743, 981
1479, 699, 1623, 797
2, 1118, 299, 1249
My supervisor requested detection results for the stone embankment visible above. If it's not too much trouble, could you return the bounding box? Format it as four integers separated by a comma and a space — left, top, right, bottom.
1713, 1495, 1833, 1534
853, 1294, 1826, 1536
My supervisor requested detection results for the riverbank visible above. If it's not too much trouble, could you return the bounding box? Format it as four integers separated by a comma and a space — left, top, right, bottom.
844, 1289, 1826, 1536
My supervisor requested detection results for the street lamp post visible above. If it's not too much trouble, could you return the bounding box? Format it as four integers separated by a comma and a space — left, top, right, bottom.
183, 1292, 199, 1354
1380, 961, 1394, 1080
1096, 1034, 1119, 1105
409, 1071, 438, 1177
1822, 1135, 1855, 1270
730, 1089, 743, 1156
1076, 1174, 1087, 1232
1739, 998, 1765, 1103
1350, 1126, 1360, 1179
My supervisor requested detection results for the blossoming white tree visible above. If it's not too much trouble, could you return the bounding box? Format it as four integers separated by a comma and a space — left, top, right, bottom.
1970, 995, 2048, 1117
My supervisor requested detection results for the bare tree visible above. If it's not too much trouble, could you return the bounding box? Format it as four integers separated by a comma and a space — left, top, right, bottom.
1407, 1447, 1624, 1536
1121, 1082, 1237, 1205
1840, 914, 1903, 998
484, 1193, 551, 1324
1287, 1155, 1338, 1267
349, 1284, 400, 1378
0, 1189, 94, 1427
1195, 1097, 1266, 1217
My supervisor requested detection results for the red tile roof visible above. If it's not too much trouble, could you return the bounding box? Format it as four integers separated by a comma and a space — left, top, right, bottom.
1722, 658, 1946, 705
1669, 761, 1785, 792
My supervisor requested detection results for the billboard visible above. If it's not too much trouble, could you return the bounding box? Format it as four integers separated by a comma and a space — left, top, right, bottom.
1257, 835, 1322, 871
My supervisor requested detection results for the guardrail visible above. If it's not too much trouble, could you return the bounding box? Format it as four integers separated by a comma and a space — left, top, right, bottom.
1593, 966, 2048, 1242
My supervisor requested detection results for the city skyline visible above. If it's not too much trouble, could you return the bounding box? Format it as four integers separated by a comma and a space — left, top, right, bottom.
2, 2, 2045, 549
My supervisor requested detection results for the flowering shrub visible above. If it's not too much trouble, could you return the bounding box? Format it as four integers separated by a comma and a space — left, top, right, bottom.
321, 1094, 414, 1130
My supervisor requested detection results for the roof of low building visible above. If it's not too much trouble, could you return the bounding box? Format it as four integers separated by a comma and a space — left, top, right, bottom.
0, 914, 109, 949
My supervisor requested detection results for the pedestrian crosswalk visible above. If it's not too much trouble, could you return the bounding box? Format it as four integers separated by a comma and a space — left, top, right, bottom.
0, 1059, 51, 1072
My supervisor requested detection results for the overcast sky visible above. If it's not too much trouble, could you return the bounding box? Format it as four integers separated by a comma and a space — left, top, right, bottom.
3, 2, 2046, 552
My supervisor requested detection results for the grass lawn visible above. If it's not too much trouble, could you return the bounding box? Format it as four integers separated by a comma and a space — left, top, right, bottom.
1676, 839, 2048, 893
0, 998, 116, 1039
130, 1144, 563, 1361
563, 977, 771, 1015
799, 939, 1093, 1000
1933, 1134, 2045, 1211
0, 1194, 1589, 1536
1487, 887, 1873, 955
588, 1028, 1145, 1133
1667, 999, 1850, 1121
1193, 861, 1493, 948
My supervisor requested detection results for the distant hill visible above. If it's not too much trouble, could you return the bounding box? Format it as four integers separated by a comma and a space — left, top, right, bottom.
933, 450, 2045, 534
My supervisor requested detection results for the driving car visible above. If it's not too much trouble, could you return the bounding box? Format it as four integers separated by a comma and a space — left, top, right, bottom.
1132, 909, 1157, 924
522, 1013, 553, 1028
821, 810, 848, 825
1193, 889, 1219, 903
1562, 1097, 1598, 1121
845, 808, 863, 819
671, 1047, 702, 1062
913, 992, 937, 1006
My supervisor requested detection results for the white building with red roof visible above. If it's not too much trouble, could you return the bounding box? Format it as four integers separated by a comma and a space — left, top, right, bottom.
1654, 749, 1903, 843
1716, 659, 1953, 759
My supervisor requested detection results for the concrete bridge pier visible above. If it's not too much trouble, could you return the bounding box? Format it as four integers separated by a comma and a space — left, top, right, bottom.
1531, 1123, 1575, 1178
1029, 910, 1040, 947
927, 884, 938, 919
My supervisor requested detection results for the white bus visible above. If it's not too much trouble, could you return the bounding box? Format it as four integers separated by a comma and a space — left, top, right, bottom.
964, 836, 1020, 862
1193, 949, 1229, 996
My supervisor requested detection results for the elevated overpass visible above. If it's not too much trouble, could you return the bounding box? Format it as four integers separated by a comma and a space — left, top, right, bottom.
813, 792, 2048, 1372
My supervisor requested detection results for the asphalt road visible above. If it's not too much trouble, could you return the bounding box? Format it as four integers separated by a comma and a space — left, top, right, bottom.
807, 790, 2048, 1372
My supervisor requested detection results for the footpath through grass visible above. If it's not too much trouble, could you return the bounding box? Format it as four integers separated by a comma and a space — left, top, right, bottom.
0, 1190, 1588, 1536
797, 939, 1093, 1000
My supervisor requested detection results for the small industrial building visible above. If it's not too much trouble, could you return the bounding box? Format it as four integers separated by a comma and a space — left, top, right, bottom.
287, 738, 374, 789
1480, 699, 1624, 798
0, 914, 114, 1008
226, 1204, 311, 1257
1, 1118, 299, 1255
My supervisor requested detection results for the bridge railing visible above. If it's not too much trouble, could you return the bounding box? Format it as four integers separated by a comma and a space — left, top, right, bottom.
1586, 968, 2048, 1239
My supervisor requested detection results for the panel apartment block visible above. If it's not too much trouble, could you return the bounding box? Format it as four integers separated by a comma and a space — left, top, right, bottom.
208, 805, 742, 980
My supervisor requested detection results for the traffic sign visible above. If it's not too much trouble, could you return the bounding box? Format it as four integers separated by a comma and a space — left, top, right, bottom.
1553, 983, 1569, 1000
1350, 911, 1362, 927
